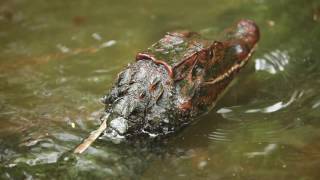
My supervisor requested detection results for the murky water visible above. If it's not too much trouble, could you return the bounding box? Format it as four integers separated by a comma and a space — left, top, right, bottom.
0, 0, 320, 179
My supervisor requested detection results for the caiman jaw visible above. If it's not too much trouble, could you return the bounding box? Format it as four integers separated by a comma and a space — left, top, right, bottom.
203, 19, 260, 85
202, 42, 257, 86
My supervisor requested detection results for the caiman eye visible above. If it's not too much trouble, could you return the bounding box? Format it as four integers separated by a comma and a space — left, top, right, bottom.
208, 48, 214, 59
192, 65, 204, 78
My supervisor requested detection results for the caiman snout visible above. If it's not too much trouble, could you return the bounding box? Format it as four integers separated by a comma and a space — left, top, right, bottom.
220, 20, 260, 62
233, 19, 260, 49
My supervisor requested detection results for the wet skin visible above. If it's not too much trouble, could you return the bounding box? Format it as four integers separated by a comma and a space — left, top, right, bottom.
101, 20, 260, 142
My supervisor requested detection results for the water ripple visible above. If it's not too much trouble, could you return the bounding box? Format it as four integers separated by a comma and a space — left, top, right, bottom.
245, 143, 278, 158
246, 90, 299, 113
255, 49, 290, 74
208, 128, 232, 142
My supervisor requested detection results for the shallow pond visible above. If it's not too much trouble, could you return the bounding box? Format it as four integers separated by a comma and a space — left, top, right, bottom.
0, 0, 320, 179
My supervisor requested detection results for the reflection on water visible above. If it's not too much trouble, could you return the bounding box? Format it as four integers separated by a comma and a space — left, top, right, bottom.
0, 0, 320, 179
255, 50, 289, 74
245, 90, 298, 113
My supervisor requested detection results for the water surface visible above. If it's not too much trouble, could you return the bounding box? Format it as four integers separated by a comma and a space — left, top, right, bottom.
0, 0, 320, 179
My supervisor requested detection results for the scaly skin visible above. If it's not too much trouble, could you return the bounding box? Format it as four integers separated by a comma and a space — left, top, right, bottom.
101, 20, 260, 142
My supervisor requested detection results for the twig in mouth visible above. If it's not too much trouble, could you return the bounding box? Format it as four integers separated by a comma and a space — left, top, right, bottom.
74, 114, 109, 154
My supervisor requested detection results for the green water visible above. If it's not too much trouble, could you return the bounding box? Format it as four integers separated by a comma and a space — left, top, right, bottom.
1, 0, 320, 179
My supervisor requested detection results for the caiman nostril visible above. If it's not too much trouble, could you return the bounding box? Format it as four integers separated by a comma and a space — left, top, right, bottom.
236, 19, 260, 48
232, 42, 250, 61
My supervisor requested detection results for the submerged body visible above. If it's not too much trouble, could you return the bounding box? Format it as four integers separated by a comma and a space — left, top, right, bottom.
100, 20, 260, 142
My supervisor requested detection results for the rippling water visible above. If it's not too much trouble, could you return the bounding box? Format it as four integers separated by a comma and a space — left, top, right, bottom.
0, 0, 320, 179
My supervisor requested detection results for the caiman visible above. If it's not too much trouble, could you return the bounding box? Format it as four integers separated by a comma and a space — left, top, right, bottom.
74, 19, 260, 153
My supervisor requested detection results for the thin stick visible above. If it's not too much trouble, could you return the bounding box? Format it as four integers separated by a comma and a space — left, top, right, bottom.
74, 115, 109, 154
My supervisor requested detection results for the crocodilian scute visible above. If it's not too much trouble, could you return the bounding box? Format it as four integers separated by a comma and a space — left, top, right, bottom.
100, 60, 182, 142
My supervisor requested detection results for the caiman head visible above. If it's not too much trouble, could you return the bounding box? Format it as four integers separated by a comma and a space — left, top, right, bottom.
101, 20, 260, 142
172, 19, 260, 115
